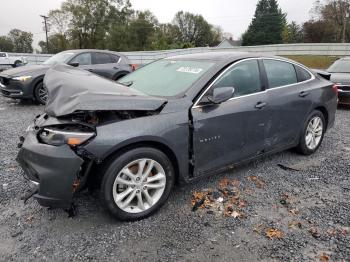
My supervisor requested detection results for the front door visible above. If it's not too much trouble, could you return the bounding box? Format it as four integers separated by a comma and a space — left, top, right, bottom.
191, 59, 270, 176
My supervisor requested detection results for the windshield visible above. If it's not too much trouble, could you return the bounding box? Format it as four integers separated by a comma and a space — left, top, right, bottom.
328, 59, 350, 73
43, 52, 75, 66
119, 60, 215, 96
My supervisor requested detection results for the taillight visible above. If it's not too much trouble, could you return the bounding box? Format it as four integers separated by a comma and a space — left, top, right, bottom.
332, 84, 338, 96
130, 64, 137, 71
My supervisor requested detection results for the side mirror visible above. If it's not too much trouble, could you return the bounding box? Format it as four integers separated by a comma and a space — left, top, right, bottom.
68, 62, 79, 67
208, 87, 235, 104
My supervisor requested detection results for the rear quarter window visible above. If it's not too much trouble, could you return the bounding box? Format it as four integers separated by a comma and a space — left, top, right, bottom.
294, 65, 312, 82
263, 59, 298, 89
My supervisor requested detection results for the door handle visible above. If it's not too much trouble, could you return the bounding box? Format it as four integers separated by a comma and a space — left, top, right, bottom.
255, 102, 267, 109
113, 66, 119, 69
299, 91, 310, 97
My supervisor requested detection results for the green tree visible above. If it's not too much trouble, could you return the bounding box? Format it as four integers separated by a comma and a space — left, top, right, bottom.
173, 11, 218, 47
242, 0, 286, 46
8, 29, 33, 53
0, 36, 14, 52
282, 21, 304, 43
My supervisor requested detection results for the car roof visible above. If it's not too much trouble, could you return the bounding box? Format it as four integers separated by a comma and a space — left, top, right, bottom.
61, 49, 124, 56
166, 51, 264, 62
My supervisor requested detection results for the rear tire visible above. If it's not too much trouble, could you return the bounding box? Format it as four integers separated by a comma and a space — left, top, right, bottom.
295, 110, 325, 155
34, 82, 48, 105
100, 147, 175, 221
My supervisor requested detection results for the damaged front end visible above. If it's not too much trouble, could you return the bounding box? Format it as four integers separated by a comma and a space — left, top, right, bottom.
16, 113, 96, 208
16, 64, 167, 209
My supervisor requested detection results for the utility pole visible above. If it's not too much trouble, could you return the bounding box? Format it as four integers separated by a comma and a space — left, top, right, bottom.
40, 15, 49, 53
343, 11, 349, 43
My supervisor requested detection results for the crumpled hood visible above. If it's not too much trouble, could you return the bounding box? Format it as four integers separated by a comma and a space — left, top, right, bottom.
330, 73, 350, 85
44, 64, 167, 117
0, 64, 50, 77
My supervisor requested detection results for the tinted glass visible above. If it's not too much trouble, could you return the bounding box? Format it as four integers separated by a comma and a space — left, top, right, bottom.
264, 60, 297, 88
119, 60, 214, 97
211, 59, 261, 97
295, 65, 312, 82
0, 53, 6, 57
93, 53, 112, 64
328, 59, 350, 73
110, 54, 120, 63
70, 53, 92, 65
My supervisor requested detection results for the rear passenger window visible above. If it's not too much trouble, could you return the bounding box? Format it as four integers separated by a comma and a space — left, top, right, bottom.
93, 53, 112, 64
263, 60, 297, 88
211, 59, 262, 97
110, 54, 120, 63
294, 65, 312, 82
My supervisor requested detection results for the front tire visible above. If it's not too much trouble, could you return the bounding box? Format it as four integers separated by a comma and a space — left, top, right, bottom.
100, 147, 175, 221
34, 82, 48, 105
295, 110, 325, 155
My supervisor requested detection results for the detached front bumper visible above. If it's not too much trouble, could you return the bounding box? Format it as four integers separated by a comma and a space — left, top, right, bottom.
16, 131, 84, 208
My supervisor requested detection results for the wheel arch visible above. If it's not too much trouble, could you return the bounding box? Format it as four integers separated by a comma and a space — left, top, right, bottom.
31, 76, 45, 96
98, 140, 180, 184
314, 106, 329, 129
113, 70, 130, 81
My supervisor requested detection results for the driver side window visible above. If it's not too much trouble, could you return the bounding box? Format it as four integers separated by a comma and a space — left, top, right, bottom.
208, 59, 262, 98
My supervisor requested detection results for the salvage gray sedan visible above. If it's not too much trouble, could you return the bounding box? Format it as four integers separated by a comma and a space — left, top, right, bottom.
17, 52, 337, 221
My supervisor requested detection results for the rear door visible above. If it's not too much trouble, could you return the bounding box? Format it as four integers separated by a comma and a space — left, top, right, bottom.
262, 59, 314, 150
91, 52, 118, 79
191, 59, 270, 176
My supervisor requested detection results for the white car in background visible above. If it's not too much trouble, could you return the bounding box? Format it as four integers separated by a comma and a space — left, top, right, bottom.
0, 52, 27, 68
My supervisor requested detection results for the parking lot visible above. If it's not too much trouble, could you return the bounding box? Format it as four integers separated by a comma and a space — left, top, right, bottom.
0, 95, 349, 261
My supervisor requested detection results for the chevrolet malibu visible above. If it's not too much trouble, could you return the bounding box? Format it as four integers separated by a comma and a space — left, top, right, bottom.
17, 52, 337, 221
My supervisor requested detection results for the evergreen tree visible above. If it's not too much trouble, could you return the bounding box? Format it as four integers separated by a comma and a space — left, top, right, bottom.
242, 0, 286, 46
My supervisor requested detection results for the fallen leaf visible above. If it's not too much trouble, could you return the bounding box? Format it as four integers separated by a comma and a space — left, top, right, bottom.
309, 227, 321, 238
265, 228, 283, 239
289, 209, 299, 215
237, 200, 246, 209
231, 211, 241, 218
319, 253, 329, 262
327, 228, 337, 237
26, 215, 34, 223
288, 221, 302, 229
218, 178, 230, 188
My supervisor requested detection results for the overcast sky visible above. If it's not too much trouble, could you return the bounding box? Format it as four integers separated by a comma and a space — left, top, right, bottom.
0, 0, 315, 50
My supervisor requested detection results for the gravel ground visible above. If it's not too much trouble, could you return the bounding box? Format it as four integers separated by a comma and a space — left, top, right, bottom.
0, 95, 349, 262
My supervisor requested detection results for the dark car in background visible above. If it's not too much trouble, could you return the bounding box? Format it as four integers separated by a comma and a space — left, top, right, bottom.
17, 52, 337, 221
327, 57, 350, 105
0, 49, 134, 104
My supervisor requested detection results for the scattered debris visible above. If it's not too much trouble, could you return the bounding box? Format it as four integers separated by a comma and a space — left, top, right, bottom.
2, 183, 9, 190
277, 164, 300, 172
265, 228, 283, 239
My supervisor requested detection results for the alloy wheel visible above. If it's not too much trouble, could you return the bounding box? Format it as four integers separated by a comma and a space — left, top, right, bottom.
305, 116, 323, 150
38, 85, 48, 104
112, 158, 166, 213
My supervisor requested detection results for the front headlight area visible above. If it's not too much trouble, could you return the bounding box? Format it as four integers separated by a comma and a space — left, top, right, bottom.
12, 76, 32, 82
38, 125, 95, 147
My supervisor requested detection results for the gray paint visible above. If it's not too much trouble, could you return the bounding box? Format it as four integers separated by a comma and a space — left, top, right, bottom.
16, 52, 338, 208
